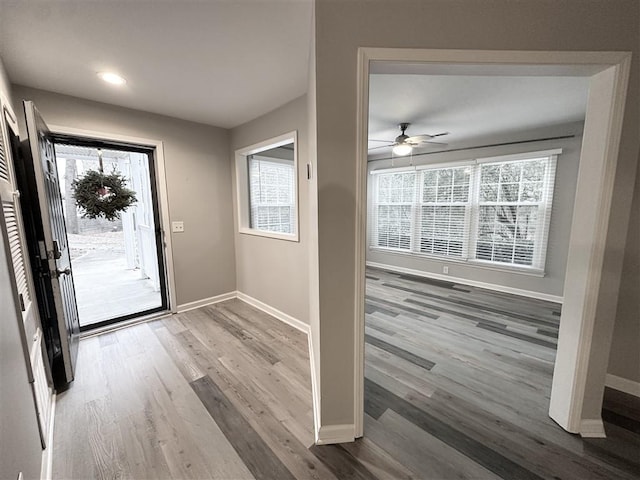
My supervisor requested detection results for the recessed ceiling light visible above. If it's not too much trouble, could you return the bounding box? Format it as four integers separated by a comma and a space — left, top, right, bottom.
97, 72, 126, 85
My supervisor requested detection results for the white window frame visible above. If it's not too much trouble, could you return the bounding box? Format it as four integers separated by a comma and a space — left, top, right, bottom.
369, 149, 560, 274
235, 131, 299, 242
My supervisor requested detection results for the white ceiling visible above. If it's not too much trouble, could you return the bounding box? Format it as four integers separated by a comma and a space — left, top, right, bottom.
0, 2, 590, 142
0, 1, 313, 129
368, 74, 590, 156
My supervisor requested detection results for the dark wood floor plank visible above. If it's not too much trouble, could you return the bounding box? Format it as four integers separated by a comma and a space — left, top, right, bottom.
364, 296, 440, 320
191, 375, 296, 480
365, 378, 545, 480
365, 333, 435, 371
476, 321, 557, 349
385, 281, 560, 330
309, 444, 379, 480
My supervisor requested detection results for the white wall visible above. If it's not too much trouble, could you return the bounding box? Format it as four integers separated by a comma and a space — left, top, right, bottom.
367, 123, 583, 300
230, 95, 310, 324
311, 0, 639, 428
12, 85, 237, 307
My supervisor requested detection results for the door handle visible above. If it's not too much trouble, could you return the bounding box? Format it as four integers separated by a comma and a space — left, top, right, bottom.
55, 267, 71, 277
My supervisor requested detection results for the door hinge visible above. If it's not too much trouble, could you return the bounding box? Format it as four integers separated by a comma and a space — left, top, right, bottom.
37, 241, 47, 260
18, 293, 25, 312
50, 240, 62, 260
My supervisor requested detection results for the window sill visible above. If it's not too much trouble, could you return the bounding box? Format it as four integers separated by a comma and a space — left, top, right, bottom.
239, 227, 299, 242
368, 246, 546, 277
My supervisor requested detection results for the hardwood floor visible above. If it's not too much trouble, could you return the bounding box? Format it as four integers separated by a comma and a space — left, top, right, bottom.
51, 274, 640, 479
363, 267, 640, 480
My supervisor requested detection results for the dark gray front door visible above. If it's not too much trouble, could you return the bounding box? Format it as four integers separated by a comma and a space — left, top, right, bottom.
24, 101, 79, 385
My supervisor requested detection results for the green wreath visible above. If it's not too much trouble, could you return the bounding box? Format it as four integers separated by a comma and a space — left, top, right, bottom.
71, 169, 137, 221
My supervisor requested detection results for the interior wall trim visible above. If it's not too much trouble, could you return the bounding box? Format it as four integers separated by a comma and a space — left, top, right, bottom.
315, 424, 356, 445
579, 419, 607, 438
367, 261, 564, 304
236, 291, 308, 333
234, 291, 322, 443
176, 291, 237, 313
606, 373, 640, 398
357, 49, 632, 437
308, 331, 321, 445
40, 393, 56, 480
47, 124, 178, 315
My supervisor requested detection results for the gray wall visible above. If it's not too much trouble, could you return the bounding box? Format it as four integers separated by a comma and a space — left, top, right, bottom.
312, 0, 639, 427
230, 95, 310, 324
367, 123, 584, 299
608, 154, 640, 384
12, 85, 236, 307
0, 57, 43, 480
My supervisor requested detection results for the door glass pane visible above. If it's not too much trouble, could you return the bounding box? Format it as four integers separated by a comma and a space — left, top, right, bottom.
55, 143, 165, 328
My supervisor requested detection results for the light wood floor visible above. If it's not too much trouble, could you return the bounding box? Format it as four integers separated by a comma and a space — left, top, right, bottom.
52, 273, 640, 479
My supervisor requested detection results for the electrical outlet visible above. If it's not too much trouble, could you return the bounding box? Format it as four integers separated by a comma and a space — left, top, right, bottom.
442, 265, 449, 274
171, 221, 185, 233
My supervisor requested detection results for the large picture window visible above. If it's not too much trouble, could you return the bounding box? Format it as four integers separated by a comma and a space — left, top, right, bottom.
370, 150, 558, 271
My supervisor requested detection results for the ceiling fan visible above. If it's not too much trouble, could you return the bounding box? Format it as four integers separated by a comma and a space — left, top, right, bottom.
370, 122, 449, 156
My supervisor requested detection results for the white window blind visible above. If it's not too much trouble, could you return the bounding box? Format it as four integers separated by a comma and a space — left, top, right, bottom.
373, 171, 414, 250
248, 155, 296, 234
419, 166, 471, 258
370, 151, 558, 271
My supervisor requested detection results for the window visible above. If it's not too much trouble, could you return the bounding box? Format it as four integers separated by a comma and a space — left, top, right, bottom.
374, 171, 414, 250
248, 155, 296, 234
419, 166, 471, 258
235, 131, 298, 241
370, 150, 558, 271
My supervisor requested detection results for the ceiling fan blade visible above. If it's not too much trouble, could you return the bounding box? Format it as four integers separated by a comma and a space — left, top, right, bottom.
417, 141, 448, 146
407, 133, 449, 143
368, 139, 392, 143
368, 143, 394, 150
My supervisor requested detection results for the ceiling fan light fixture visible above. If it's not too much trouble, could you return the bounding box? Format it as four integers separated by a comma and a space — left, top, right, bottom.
392, 143, 413, 156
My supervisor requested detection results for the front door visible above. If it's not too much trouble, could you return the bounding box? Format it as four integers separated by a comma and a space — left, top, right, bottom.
23, 101, 80, 387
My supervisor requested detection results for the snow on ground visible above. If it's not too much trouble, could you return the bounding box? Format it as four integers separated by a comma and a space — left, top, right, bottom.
68, 231, 125, 259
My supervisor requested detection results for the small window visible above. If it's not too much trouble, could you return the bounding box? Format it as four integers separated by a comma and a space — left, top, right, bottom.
235, 132, 298, 241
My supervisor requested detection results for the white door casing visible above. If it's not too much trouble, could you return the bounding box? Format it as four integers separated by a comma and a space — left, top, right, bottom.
354, 49, 631, 438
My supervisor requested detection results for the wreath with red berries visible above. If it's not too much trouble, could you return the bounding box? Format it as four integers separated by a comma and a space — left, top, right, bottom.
71, 169, 137, 221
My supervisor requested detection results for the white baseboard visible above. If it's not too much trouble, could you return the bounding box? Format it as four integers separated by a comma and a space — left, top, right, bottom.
177, 291, 237, 313
580, 419, 606, 438
315, 424, 356, 445
41, 393, 56, 480
179, 291, 328, 444
308, 336, 321, 445
606, 373, 640, 397
236, 291, 309, 334
367, 261, 564, 304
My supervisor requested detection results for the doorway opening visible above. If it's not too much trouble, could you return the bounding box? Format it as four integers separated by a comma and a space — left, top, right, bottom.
53, 139, 168, 330
354, 49, 631, 445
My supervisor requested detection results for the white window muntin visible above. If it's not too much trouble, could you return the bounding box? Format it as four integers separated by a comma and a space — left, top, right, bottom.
370, 149, 560, 272
235, 131, 298, 241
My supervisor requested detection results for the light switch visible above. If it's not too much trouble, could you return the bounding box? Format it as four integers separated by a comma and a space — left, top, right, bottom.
172, 221, 185, 233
